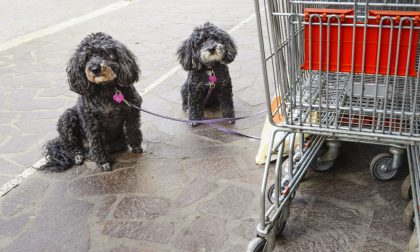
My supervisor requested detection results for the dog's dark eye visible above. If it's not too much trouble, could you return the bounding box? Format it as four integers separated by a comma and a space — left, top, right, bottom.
194, 40, 202, 47
84, 52, 90, 61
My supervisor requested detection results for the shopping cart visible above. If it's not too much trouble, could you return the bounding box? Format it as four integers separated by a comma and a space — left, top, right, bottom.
248, 0, 420, 251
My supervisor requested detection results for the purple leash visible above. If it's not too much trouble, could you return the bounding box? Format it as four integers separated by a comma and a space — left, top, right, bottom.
203, 85, 215, 107
125, 100, 265, 125
113, 85, 265, 140
208, 124, 261, 140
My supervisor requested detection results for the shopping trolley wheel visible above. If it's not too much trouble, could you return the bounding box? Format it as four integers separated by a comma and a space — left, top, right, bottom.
310, 150, 334, 172
247, 237, 266, 252
267, 184, 284, 204
275, 201, 291, 236
401, 175, 412, 200
267, 184, 276, 204
403, 200, 415, 230
267, 183, 296, 204
370, 153, 399, 181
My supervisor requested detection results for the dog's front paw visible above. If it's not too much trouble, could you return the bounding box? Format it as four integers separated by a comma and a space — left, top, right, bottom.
101, 163, 112, 172
74, 155, 84, 165
131, 146, 143, 153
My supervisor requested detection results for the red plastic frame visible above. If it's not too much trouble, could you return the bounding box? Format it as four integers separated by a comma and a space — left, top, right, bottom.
302, 8, 420, 77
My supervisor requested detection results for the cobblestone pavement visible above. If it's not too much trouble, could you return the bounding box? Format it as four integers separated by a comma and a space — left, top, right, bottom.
0, 0, 415, 251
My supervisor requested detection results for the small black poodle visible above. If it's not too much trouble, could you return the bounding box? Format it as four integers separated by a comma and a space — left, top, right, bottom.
177, 22, 237, 126
42, 32, 143, 172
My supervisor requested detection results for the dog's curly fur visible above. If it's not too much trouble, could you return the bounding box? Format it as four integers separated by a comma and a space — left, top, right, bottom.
177, 22, 237, 126
42, 32, 143, 172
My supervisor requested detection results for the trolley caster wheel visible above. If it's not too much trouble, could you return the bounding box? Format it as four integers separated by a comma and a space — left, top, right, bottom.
403, 200, 415, 230
370, 153, 399, 181
267, 184, 295, 204
267, 184, 276, 204
401, 175, 412, 200
247, 237, 266, 252
310, 150, 334, 172
275, 202, 290, 236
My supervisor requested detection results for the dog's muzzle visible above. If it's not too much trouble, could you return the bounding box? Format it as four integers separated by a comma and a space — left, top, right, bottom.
86, 63, 117, 84
200, 43, 224, 65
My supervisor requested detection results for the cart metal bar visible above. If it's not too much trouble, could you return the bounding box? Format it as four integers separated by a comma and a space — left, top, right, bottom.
290, 1, 420, 8
274, 20, 420, 30
274, 141, 285, 208
269, 124, 420, 144
259, 130, 289, 230
256, 133, 326, 235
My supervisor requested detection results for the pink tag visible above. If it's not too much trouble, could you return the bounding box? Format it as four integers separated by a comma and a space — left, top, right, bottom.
208, 75, 217, 83
113, 93, 124, 103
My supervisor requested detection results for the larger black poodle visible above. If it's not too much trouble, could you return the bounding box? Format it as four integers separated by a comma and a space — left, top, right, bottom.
42, 32, 143, 172
177, 22, 237, 126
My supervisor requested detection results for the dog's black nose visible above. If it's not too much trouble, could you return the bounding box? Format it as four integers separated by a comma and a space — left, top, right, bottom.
91, 65, 102, 75
208, 45, 217, 53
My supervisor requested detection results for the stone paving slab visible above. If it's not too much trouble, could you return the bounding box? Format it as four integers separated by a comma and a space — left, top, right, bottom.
0, 0, 416, 251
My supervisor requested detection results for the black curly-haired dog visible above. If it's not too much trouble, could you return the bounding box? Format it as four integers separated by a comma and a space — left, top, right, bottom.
177, 22, 237, 126
41, 32, 143, 172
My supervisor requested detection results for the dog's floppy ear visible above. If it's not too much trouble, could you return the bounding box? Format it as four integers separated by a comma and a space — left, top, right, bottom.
177, 36, 202, 71
221, 32, 237, 64
66, 49, 93, 95
115, 43, 140, 86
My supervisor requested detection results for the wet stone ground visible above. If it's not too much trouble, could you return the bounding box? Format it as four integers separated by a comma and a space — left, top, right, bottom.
0, 134, 415, 251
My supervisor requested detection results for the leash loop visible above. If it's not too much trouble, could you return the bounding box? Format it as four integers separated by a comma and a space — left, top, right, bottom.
115, 88, 265, 140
